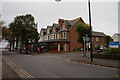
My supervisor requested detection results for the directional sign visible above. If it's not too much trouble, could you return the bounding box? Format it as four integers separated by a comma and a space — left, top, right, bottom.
83, 36, 85, 41
83, 36, 90, 41
109, 42, 119, 48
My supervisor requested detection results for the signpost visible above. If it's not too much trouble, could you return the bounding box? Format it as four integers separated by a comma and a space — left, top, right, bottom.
83, 36, 90, 57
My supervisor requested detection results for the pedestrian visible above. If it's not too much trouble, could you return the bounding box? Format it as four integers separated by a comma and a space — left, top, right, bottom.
40, 48, 42, 54
38, 48, 40, 54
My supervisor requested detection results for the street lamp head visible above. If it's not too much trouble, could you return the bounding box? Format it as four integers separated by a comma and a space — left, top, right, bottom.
55, 0, 61, 2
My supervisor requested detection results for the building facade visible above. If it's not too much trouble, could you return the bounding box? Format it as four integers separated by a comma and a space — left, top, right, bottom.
39, 17, 106, 52
112, 33, 120, 45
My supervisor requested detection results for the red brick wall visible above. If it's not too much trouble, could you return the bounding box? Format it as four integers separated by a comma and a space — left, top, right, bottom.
68, 20, 83, 52
92, 36, 105, 49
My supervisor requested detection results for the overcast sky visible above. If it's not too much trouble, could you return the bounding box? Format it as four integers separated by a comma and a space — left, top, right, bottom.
1, 0, 119, 36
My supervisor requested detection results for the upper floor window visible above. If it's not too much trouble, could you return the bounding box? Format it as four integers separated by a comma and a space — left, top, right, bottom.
61, 33, 63, 38
47, 28, 49, 34
48, 36, 49, 40
64, 32, 66, 38
63, 24, 65, 30
57, 34, 59, 39
92, 37, 93, 41
96, 37, 99, 41
95, 44, 98, 47
41, 30, 43, 35
53, 27, 55, 32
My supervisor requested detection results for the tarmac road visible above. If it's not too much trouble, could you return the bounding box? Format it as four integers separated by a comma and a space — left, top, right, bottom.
2, 51, 119, 78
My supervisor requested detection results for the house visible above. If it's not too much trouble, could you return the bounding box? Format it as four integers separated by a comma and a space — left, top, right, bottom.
112, 33, 120, 45
39, 17, 106, 52
92, 31, 106, 49
39, 28, 47, 41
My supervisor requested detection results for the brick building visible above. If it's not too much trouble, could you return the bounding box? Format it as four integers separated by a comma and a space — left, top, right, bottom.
39, 17, 106, 52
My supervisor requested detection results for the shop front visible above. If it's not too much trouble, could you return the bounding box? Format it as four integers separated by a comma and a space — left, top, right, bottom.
39, 39, 69, 52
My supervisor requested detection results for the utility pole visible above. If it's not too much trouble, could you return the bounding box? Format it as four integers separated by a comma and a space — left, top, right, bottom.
88, 0, 93, 62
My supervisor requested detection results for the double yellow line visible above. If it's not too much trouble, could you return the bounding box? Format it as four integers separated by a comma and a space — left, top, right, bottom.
3, 56, 36, 80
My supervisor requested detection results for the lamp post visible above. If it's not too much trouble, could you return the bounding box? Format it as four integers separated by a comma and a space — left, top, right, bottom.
36, 23, 38, 54
88, 0, 93, 62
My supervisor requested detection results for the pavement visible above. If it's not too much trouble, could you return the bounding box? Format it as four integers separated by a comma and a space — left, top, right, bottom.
2, 59, 19, 79
69, 56, 120, 69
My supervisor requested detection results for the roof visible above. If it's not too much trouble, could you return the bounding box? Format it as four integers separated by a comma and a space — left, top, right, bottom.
112, 33, 120, 37
40, 28, 47, 35
47, 26, 52, 30
52, 23, 60, 32
40, 39, 69, 43
41, 28, 47, 32
92, 31, 106, 37
59, 17, 83, 29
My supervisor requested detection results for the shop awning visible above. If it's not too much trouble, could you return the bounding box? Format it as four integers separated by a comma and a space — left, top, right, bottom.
39, 39, 69, 43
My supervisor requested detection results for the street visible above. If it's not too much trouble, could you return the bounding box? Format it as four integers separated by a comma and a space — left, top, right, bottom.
2, 51, 119, 78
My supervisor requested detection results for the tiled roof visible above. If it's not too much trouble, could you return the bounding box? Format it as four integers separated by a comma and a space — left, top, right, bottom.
60, 17, 82, 29
47, 26, 52, 30
41, 28, 47, 32
114, 33, 120, 36
92, 31, 106, 37
52, 23, 60, 31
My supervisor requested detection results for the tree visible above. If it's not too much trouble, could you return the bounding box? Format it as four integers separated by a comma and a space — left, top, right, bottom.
75, 22, 91, 44
9, 14, 39, 53
2, 27, 13, 51
104, 35, 112, 47
9, 22, 16, 51
0, 20, 5, 42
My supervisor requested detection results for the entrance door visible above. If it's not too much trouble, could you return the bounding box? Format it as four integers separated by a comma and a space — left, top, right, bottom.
60, 44, 64, 51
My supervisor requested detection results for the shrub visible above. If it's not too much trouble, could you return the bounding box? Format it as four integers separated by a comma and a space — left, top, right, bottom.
76, 48, 79, 51
103, 48, 109, 51
109, 48, 119, 54
73, 49, 75, 51
99, 51, 108, 54
99, 48, 119, 55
